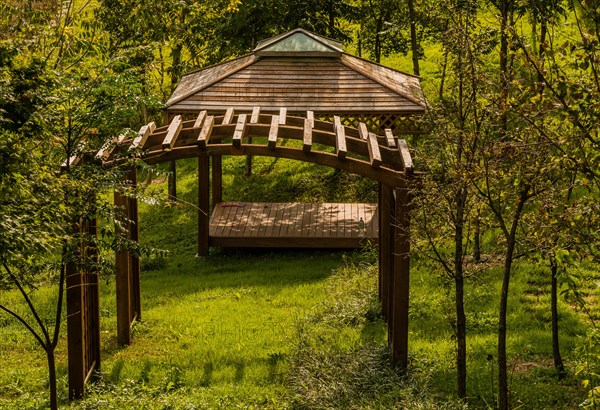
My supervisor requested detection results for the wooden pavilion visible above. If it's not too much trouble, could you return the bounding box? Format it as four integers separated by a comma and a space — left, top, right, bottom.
64, 29, 426, 399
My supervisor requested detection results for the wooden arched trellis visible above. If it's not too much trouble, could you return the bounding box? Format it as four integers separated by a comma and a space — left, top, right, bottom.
65, 107, 415, 398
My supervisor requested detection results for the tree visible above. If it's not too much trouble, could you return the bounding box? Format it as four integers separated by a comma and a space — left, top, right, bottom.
414, 0, 492, 398
0, 3, 157, 407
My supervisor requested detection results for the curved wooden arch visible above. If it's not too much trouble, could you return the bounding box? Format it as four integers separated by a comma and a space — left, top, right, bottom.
94, 108, 414, 188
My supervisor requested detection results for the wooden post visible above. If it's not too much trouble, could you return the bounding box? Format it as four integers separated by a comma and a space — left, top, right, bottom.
67, 191, 101, 399
114, 188, 131, 346
83, 196, 101, 383
127, 167, 141, 322
66, 230, 85, 399
198, 155, 210, 256
378, 184, 394, 321
212, 155, 223, 209
391, 187, 410, 370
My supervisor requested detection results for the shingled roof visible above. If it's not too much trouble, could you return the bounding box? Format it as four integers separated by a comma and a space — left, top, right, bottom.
166, 28, 426, 115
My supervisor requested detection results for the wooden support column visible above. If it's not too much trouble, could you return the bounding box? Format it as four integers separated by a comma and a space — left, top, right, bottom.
198, 155, 210, 256
66, 224, 85, 399
212, 155, 223, 209
67, 191, 101, 399
114, 188, 131, 346
127, 167, 141, 322
378, 183, 394, 321
391, 187, 411, 370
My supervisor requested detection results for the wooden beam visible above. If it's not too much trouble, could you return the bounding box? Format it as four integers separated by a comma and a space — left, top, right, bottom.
192, 111, 207, 129
391, 187, 410, 370
222, 107, 234, 125
367, 132, 382, 168
198, 156, 210, 256
385, 128, 396, 148
197, 115, 214, 149
130, 122, 156, 151
279, 107, 287, 125
139, 145, 409, 188
268, 114, 279, 148
250, 106, 260, 123
398, 139, 413, 171
334, 116, 347, 159
303, 117, 312, 152
232, 113, 247, 148
162, 115, 183, 150
307, 110, 314, 128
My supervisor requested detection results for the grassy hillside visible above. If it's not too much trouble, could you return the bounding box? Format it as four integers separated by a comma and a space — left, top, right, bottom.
0, 155, 598, 409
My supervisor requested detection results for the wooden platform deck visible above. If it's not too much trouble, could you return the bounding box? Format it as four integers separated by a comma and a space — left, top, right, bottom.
209, 202, 378, 248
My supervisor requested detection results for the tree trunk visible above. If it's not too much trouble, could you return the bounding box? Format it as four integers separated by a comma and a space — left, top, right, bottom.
498, 0, 510, 139
375, 27, 381, 63
454, 190, 468, 399
537, 19, 547, 95
551, 257, 566, 380
47, 348, 58, 410
498, 236, 516, 410
407, 0, 420, 76
473, 212, 481, 262
358, 21, 363, 58
455, 273, 467, 399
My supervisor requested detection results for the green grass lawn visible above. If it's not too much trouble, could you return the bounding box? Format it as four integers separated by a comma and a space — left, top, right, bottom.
0, 156, 598, 409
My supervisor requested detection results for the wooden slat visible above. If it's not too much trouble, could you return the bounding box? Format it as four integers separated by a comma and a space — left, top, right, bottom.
250, 106, 260, 123
334, 116, 347, 159
192, 111, 208, 129
307, 110, 315, 128
398, 139, 413, 170
232, 113, 247, 148
358, 122, 369, 140
264, 204, 276, 237
258, 204, 271, 237
385, 128, 396, 148
268, 115, 279, 148
241, 203, 256, 237
162, 115, 183, 149
197, 115, 214, 149
95, 139, 113, 160
109, 134, 127, 159
279, 107, 287, 125
130, 122, 157, 151
223, 107, 234, 124
97, 134, 126, 161
303, 118, 312, 152
367, 132, 382, 168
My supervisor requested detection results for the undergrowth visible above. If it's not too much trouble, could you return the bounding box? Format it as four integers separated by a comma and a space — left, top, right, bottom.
287, 248, 466, 410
